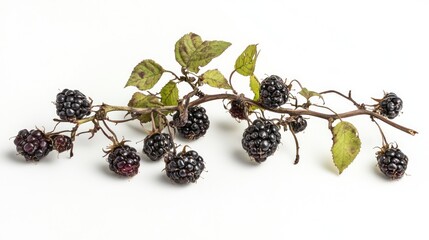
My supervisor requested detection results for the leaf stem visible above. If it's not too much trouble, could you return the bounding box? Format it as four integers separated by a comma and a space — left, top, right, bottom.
228, 70, 238, 94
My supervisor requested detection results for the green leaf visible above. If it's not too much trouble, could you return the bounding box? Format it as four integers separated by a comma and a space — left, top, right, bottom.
175, 33, 203, 68
128, 92, 163, 123
331, 121, 362, 174
249, 75, 260, 111
299, 88, 324, 103
201, 69, 231, 89
175, 33, 231, 73
235, 44, 258, 76
125, 59, 164, 90
160, 81, 179, 106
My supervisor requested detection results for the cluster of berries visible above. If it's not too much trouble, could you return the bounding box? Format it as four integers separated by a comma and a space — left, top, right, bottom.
13, 79, 409, 182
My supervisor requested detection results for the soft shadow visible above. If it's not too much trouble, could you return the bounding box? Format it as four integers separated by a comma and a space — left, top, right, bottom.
320, 158, 339, 175
5, 150, 28, 164
216, 120, 240, 132
156, 174, 190, 188
232, 149, 260, 167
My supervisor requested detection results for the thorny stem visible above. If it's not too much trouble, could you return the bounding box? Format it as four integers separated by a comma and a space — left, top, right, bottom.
319, 90, 362, 109
74, 93, 417, 136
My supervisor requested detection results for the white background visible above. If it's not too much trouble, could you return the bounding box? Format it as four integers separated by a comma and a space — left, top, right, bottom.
1, 0, 428, 239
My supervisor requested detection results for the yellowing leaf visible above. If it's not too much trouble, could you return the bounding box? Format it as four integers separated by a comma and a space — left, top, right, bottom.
235, 44, 258, 76
128, 92, 163, 123
160, 81, 179, 106
174, 33, 231, 73
249, 75, 260, 111
299, 88, 324, 102
331, 121, 362, 174
201, 69, 231, 89
125, 59, 164, 90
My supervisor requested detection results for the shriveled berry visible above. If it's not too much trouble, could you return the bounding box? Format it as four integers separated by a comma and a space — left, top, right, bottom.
56, 89, 91, 121
290, 116, 307, 133
229, 99, 248, 120
378, 93, 403, 119
259, 75, 288, 108
164, 150, 205, 184
51, 135, 73, 153
377, 146, 408, 179
14, 129, 53, 161
242, 119, 281, 163
143, 133, 174, 161
108, 145, 140, 177
173, 106, 210, 140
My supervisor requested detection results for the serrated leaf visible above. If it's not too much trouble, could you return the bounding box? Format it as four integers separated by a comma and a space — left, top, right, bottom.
175, 33, 203, 68
128, 92, 163, 123
125, 59, 164, 90
331, 121, 362, 174
249, 75, 260, 111
160, 81, 179, 106
235, 44, 258, 76
201, 69, 231, 89
175, 33, 231, 73
299, 88, 324, 102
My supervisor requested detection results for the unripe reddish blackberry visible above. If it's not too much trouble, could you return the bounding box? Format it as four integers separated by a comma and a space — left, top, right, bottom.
242, 119, 281, 163
377, 146, 408, 179
143, 133, 174, 161
164, 150, 205, 184
56, 89, 91, 121
108, 145, 141, 177
229, 99, 248, 120
259, 75, 288, 108
51, 135, 73, 153
378, 92, 403, 119
173, 106, 210, 140
14, 129, 53, 161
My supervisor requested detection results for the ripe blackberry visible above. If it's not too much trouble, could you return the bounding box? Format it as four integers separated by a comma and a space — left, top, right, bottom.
259, 75, 289, 108
164, 150, 205, 184
290, 116, 307, 133
242, 119, 282, 163
14, 129, 53, 161
173, 106, 210, 140
143, 133, 174, 161
56, 89, 91, 121
108, 145, 141, 177
377, 146, 408, 179
229, 99, 248, 120
51, 135, 73, 153
378, 93, 403, 119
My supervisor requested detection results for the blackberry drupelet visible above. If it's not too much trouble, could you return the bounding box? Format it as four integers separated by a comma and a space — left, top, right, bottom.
290, 116, 307, 133
56, 89, 91, 121
379, 93, 403, 119
377, 146, 408, 179
259, 75, 288, 108
14, 129, 53, 161
173, 106, 210, 140
242, 119, 282, 163
164, 150, 205, 184
108, 145, 141, 177
51, 135, 73, 153
143, 133, 174, 161
229, 99, 248, 120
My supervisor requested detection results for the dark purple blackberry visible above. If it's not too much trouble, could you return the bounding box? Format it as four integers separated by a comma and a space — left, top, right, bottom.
164, 150, 205, 184
56, 89, 91, 121
51, 135, 73, 153
14, 129, 53, 161
173, 106, 210, 140
242, 119, 282, 163
143, 133, 174, 161
377, 147, 408, 180
259, 75, 289, 108
229, 99, 248, 120
108, 145, 141, 177
378, 93, 403, 119
290, 116, 307, 133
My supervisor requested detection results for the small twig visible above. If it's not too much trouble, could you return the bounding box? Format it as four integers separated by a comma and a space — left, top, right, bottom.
371, 117, 388, 146
289, 128, 301, 164
228, 70, 238, 94
319, 90, 362, 109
